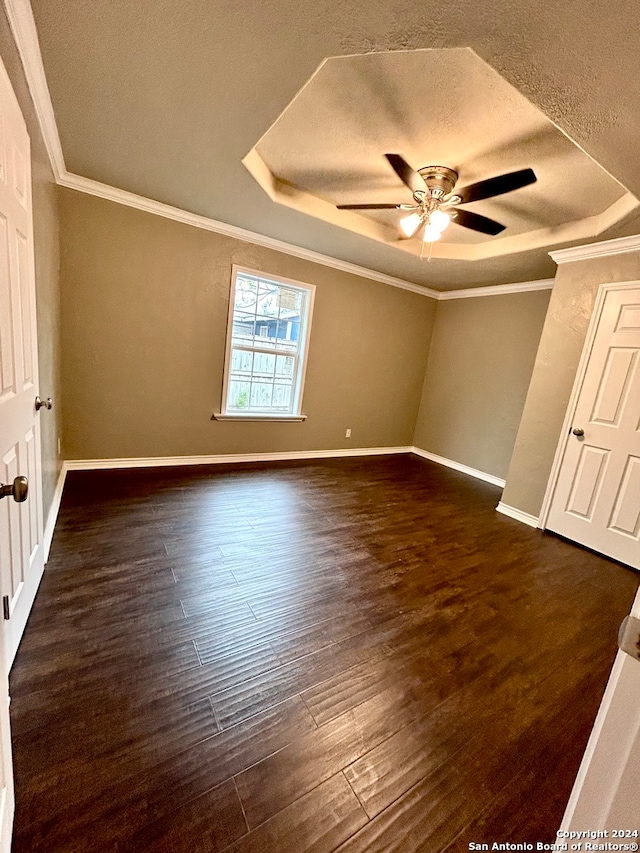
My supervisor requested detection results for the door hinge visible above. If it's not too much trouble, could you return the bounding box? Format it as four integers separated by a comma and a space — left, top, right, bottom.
2, 596, 9, 621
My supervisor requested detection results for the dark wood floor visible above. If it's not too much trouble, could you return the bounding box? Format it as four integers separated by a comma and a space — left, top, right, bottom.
8, 455, 639, 852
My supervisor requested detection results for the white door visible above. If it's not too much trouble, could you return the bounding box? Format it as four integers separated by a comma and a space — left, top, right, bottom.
546, 283, 640, 569
0, 49, 45, 850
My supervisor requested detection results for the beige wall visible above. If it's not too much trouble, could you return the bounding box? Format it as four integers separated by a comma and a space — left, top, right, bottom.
412, 290, 551, 480
502, 251, 640, 518
0, 12, 62, 518
58, 188, 436, 460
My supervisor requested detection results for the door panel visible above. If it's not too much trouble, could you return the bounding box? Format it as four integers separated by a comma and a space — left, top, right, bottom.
565, 445, 609, 520
608, 455, 640, 537
590, 348, 636, 425
0, 47, 40, 848
546, 286, 640, 569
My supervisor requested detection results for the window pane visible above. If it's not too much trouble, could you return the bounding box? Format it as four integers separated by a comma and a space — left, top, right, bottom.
275, 355, 294, 377
278, 287, 300, 313
253, 352, 276, 376
223, 270, 314, 416
250, 381, 274, 409
232, 277, 258, 345
231, 348, 253, 373
228, 379, 251, 410
276, 321, 300, 351
272, 382, 292, 409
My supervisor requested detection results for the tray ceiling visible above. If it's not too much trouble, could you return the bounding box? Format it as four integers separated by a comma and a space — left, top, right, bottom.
245, 48, 635, 261
27, 0, 640, 291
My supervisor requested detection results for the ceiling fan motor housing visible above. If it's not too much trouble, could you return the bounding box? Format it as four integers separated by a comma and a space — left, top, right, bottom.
417, 166, 458, 198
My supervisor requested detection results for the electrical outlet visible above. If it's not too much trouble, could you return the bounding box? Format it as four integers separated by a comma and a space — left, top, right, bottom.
345, 428, 351, 438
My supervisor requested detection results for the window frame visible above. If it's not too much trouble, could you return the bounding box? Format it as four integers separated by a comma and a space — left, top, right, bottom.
214, 265, 316, 422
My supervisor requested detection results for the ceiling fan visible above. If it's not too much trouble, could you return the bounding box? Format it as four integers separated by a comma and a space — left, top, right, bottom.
337, 154, 537, 243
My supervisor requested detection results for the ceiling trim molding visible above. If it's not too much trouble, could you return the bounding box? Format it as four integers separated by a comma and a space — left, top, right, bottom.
4, 0, 442, 299
3, 0, 65, 179
438, 278, 554, 300
0, 0, 578, 303
58, 172, 440, 298
550, 234, 640, 264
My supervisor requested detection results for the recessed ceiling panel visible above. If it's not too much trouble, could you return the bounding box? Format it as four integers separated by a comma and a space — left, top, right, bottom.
245, 48, 637, 260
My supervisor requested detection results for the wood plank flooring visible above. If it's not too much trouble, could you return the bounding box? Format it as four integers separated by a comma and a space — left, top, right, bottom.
9, 455, 639, 852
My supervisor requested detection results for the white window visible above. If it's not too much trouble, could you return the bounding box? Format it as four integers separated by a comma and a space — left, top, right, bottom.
216, 266, 315, 421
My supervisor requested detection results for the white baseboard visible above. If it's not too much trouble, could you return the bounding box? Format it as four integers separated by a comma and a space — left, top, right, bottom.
64, 446, 413, 471
410, 447, 506, 488
43, 463, 67, 562
496, 501, 540, 528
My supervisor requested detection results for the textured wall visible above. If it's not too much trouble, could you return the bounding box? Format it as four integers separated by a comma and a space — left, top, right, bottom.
58, 188, 436, 460
502, 251, 640, 517
0, 12, 61, 520
412, 290, 550, 480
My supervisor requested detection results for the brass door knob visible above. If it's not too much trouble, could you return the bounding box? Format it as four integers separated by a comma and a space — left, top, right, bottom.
572, 428, 584, 437
0, 476, 28, 502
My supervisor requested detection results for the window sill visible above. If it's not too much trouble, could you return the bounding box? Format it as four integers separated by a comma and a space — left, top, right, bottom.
211, 413, 307, 423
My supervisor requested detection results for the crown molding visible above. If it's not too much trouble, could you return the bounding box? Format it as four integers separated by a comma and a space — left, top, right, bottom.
58, 173, 556, 301
3, 0, 440, 299
550, 234, 640, 264
58, 172, 440, 298
1, 0, 565, 303
438, 278, 554, 300
4, 0, 65, 179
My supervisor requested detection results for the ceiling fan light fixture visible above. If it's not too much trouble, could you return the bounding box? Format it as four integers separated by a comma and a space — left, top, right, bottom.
422, 224, 442, 242
400, 212, 423, 237
429, 209, 451, 232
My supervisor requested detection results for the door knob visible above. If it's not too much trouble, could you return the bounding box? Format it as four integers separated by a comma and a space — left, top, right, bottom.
35, 396, 53, 411
572, 428, 584, 437
0, 476, 28, 502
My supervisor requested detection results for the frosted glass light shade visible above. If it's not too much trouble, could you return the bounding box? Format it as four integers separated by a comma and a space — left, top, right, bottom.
422, 225, 442, 242
400, 213, 422, 237
429, 209, 451, 231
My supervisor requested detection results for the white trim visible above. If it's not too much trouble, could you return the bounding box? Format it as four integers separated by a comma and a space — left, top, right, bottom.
538, 280, 640, 528
64, 446, 414, 471
14, 0, 635, 297
0, 0, 582, 304
212, 413, 307, 422
438, 278, 555, 300
219, 266, 315, 418
0, 2, 439, 303
550, 234, 640, 264
59, 172, 439, 298
495, 501, 540, 528
410, 447, 506, 488
43, 463, 66, 562
3, 0, 66, 179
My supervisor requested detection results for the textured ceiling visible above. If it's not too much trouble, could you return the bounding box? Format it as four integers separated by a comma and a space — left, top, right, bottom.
29, 0, 640, 291
248, 48, 633, 259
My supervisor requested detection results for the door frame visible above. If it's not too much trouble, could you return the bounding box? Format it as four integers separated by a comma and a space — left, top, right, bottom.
538, 280, 640, 530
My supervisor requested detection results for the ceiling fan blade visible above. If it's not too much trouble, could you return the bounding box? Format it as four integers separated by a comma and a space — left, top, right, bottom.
337, 203, 402, 210
385, 154, 427, 195
452, 209, 506, 235
455, 168, 537, 204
